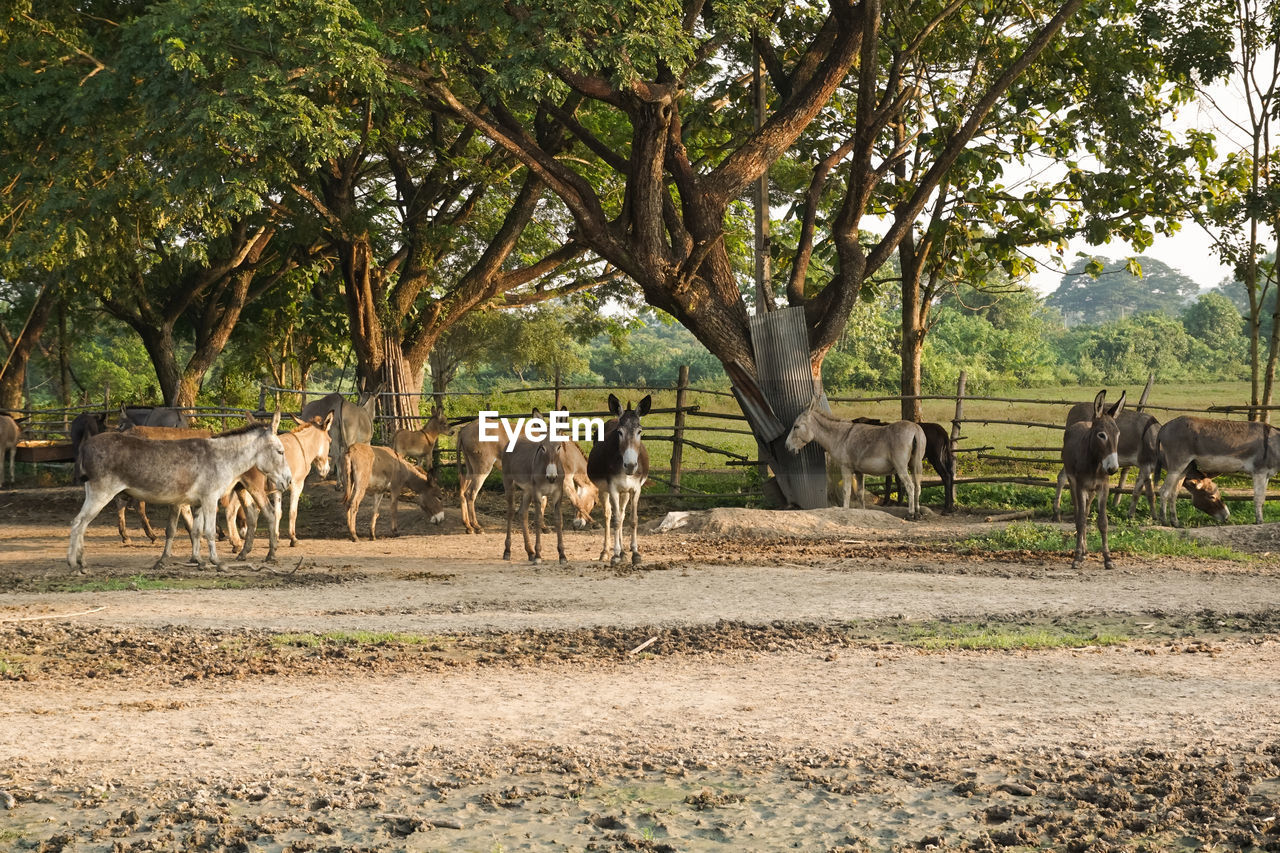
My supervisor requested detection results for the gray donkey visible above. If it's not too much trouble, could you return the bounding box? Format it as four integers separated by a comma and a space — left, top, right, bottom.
1061, 389, 1125, 570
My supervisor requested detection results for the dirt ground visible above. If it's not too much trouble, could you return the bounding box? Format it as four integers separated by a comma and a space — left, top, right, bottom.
2, 483, 1280, 852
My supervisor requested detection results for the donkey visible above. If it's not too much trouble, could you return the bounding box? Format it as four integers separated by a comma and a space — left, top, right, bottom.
502, 434, 571, 565
0, 413, 19, 488
343, 443, 445, 541
70, 411, 108, 482
1053, 406, 1229, 523
1061, 389, 1125, 570
391, 404, 451, 470
787, 399, 925, 519
1158, 415, 1280, 526
227, 413, 333, 559
68, 412, 292, 569
120, 406, 186, 428
587, 394, 651, 565
559, 438, 598, 528
113, 423, 214, 546
300, 391, 376, 488
850, 418, 955, 513
456, 415, 522, 534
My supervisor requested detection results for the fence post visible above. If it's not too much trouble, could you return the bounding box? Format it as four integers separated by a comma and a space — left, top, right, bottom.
1111, 371, 1156, 506
671, 365, 689, 492
951, 371, 966, 452
257, 384, 267, 414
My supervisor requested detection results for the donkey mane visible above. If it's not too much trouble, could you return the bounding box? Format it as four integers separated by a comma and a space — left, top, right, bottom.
216, 422, 271, 439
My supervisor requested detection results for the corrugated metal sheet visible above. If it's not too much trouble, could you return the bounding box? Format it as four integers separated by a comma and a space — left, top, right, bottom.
747, 306, 828, 509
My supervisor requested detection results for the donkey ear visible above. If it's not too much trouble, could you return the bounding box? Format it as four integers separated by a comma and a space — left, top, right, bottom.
270, 409, 282, 431
608, 394, 622, 417
1108, 390, 1126, 418
321, 411, 334, 430
637, 395, 652, 417
1093, 389, 1107, 419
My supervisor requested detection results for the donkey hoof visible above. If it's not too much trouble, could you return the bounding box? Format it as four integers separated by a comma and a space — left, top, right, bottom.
610, 554, 623, 566
559, 557, 568, 566
502, 550, 512, 561
530, 557, 542, 566
631, 552, 642, 565
1103, 558, 1117, 571
1070, 558, 1085, 571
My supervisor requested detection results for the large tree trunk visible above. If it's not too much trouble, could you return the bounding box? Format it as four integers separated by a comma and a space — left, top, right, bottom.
0, 278, 59, 411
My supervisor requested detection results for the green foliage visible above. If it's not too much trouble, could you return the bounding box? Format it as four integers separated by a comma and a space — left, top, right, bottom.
959, 521, 1250, 562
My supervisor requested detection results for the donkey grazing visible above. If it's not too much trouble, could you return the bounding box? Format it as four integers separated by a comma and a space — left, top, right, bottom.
1158, 415, 1280, 526
587, 395, 651, 565
68, 413, 292, 569
1061, 390, 1125, 570
559, 438, 598, 528
0, 413, 19, 488
1053, 405, 1228, 523
503, 434, 571, 565
787, 399, 925, 519
343, 443, 444, 541
300, 391, 376, 488
392, 404, 451, 470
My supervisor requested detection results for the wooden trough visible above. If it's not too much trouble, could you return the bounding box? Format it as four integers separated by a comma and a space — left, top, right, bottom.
16, 440, 75, 464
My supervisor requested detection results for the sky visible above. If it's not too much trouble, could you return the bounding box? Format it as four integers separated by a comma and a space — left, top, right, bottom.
1025, 226, 1233, 296
1023, 77, 1256, 297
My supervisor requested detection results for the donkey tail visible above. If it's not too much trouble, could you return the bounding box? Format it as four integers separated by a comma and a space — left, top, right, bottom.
343, 452, 356, 505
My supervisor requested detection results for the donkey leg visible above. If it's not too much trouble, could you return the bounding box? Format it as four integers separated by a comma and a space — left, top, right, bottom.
597, 488, 613, 562
201, 507, 222, 569
1158, 463, 1190, 527
345, 482, 366, 542
137, 500, 159, 543
1071, 482, 1089, 569
840, 468, 852, 509
612, 491, 630, 565
555, 493, 567, 565
1052, 468, 1068, 522
528, 492, 542, 565
285, 488, 300, 546
1098, 485, 1115, 570
370, 492, 383, 541
1253, 472, 1269, 524
68, 485, 119, 570
115, 497, 133, 545
503, 486, 516, 561
629, 488, 642, 565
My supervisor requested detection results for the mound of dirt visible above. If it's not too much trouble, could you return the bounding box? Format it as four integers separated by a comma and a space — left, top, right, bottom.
651, 506, 920, 538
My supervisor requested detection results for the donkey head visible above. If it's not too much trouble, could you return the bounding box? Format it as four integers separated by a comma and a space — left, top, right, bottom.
1184, 466, 1230, 523
418, 468, 446, 525
785, 396, 822, 454
1090, 389, 1126, 474
608, 393, 651, 476
424, 403, 452, 437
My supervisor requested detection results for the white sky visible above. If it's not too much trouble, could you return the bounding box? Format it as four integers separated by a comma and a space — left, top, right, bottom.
1023, 75, 1259, 296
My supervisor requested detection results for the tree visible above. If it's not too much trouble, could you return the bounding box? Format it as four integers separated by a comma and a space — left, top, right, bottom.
407, 0, 1091, 489
1046, 256, 1202, 325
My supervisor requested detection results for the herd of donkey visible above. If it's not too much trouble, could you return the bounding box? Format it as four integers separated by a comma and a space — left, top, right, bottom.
0, 387, 1277, 573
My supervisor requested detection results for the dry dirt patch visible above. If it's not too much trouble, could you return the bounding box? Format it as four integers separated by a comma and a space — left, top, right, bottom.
3, 493, 1280, 851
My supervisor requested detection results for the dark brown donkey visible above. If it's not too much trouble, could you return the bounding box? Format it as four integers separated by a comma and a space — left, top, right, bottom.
1061, 390, 1125, 569
587, 394, 650, 565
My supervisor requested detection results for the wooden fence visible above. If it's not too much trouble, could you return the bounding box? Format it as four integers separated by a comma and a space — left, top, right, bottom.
10, 371, 1275, 504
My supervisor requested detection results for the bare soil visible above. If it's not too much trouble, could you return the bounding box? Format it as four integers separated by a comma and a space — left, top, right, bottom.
2, 483, 1280, 852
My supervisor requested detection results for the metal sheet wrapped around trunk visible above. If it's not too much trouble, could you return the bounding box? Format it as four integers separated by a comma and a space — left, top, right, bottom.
742, 306, 828, 509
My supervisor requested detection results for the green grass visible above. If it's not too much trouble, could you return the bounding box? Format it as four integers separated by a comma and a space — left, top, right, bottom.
270, 631, 448, 648
899, 620, 1129, 651
959, 521, 1251, 561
